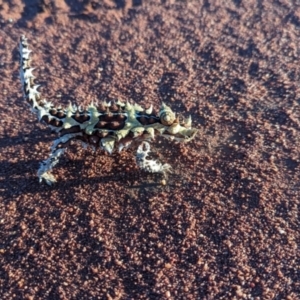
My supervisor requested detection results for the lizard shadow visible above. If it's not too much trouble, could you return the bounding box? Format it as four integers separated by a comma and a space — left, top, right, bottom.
0, 132, 179, 201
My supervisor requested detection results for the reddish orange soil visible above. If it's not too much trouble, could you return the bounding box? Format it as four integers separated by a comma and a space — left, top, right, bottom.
0, 1, 299, 299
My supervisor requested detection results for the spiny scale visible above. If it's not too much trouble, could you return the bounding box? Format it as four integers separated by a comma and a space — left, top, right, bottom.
19, 35, 198, 185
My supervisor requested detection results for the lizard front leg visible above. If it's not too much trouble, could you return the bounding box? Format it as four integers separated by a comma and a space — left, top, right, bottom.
136, 141, 172, 176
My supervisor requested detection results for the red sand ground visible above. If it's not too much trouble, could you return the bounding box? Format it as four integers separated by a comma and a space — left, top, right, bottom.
0, 1, 299, 299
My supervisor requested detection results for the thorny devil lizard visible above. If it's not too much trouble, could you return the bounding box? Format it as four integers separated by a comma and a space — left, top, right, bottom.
19, 36, 198, 185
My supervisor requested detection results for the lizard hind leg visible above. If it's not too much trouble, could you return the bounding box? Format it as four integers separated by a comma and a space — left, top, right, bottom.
136, 141, 172, 176
37, 146, 66, 185
37, 133, 82, 185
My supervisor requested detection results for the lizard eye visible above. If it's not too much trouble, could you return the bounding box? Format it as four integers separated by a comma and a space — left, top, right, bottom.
159, 105, 176, 126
